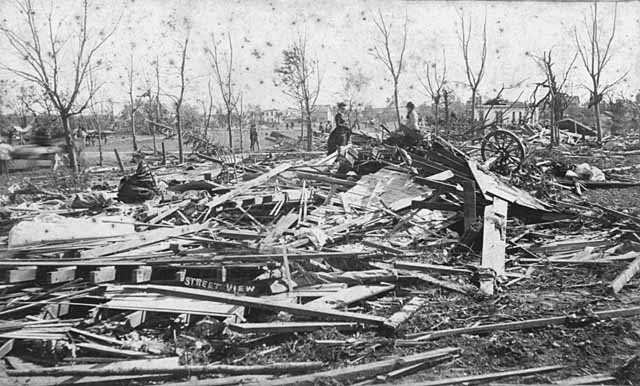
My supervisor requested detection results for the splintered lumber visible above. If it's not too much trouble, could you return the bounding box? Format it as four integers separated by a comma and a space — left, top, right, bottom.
260, 211, 298, 247
148, 199, 191, 224
8, 361, 324, 377
0, 339, 14, 358
610, 255, 640, 294
206, 163, 292, 209
114, 148, 125, 174
0, 286, 98, 317
409, 271, 477, 295
306, 284, 395, 309
383, 365, 564, 386
247, 347, 460, 386
463, 180, 477, 231
408, 306, 640, 341
118, 284, 388, 326
384, 297, 429, 330
226, 322, 358, 334
481, 197, 508, 276
80, 223, 208, 259
394, 261, 472, 276
76, 342, 150, 358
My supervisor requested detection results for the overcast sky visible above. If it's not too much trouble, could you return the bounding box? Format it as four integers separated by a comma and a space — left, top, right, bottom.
0, 0, 638, 113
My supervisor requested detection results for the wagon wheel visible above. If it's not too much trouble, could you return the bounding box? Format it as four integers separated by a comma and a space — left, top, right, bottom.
481, 129, 526, 175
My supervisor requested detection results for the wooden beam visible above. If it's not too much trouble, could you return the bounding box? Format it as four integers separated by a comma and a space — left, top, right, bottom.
408, 306, 640, 341
80, 223, 208, 259
89, 266, 116, 284
394, 261, 472, 276
131, 266, 152, 283
114, 149, 125, 174
481, 197, 508, 295
462, 180, 477, 231
46, 267, 77, 284
3, 266, 37, 283
382, 365, 564, 386
8, 361, 325, 377
249, 348, 460, 386
0, 339, 14, 359
119, 284, 388, 326
384, 297, 428, 330
226, 322, 357, 334
306, 284, 395, 309
610, 255, 640, 294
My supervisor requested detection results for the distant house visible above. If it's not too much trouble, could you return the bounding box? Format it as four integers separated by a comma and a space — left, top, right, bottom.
311, 105, 332, 123
261, 109, 281, 124
475, 98, 538, 125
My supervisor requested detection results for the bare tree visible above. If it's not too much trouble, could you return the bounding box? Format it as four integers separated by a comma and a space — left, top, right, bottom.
164, 32, 190, 163
417, 50, 447, 135
342, 67, 371, 130
86, 69, 104, 165
457, 10, 487, 124
574, 1, 627, 143
275, 31, 322, 151
370, 10, 407, 129
126, 52, 147, 152
199, 76, 215, 141
208, 33, 241, 149
0, 0, 119, 173
532, 50, 578, 145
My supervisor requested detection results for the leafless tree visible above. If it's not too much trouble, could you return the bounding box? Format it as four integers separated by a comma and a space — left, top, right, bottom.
199, 76, 215, 141
532, 50, 578, 145
457, 10, 487, 124
86, 69, 104, 165
164, 31, 190, 163
574, 1, 627, 143
342, 67, 371, 130
275, 31, 322, 151
0, 0, 119, 173
370, 10, 407, 129
208, 32, 241, 149
417, 50, 447, 135
126, 52, 147, 152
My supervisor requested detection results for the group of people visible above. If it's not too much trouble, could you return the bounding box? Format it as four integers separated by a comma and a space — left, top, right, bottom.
326, 100, 421, 154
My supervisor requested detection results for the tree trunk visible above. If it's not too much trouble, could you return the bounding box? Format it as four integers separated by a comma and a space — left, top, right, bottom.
594, 101, 602, 143
238, 115, 243, 153
176, 108, 184, 163
130, 110, 138, 152
443, 91, 450, 125
470, 90, 477, 124
96, 120, 103, 166
393, 81, 401, 128
305, 101, 312, 151
227, 111, 233, 149
434, 100, 439, 136
61, 114, 78, 174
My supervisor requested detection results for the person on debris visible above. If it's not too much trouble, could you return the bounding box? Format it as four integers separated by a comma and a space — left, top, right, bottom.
404, 102, 419, 131
117, 152, 158, 203
327, 102, 351, 155
250, 123, 259, 152
0, 137, 13, 175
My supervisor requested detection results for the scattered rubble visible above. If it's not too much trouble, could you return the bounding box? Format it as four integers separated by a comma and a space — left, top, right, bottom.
1, 127, 640, 385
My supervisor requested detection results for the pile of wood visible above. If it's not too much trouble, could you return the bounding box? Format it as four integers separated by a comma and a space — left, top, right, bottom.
0, 136, 639, 385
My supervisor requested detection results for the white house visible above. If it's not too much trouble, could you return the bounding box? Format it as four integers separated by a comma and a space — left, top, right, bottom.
475, 99, 539, 125
261, 109, 281, 124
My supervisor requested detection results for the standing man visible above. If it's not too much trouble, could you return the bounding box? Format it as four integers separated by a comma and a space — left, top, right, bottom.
327, 102, 350, 155
404, 102, 419, 131
250, 123, 259, 152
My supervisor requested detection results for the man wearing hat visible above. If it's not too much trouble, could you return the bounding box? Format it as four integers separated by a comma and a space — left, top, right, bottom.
327, 102, 350, 155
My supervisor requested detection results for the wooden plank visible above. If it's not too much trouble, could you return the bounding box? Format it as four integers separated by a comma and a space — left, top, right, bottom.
89, 266, 116, 284
610, 255, 640, 294
0, 338, 14, 359
226, 322, 358, 334
383, 365, 564, 386
76, 342, 150, 358
8, 361, 324, 377
394, 261, 472, 276
131, 266, 152, 283
306, 284, 395, 310
0, 286, 98, 317
4, 266, 37, 283
148, 200, 190, 224
408, 306, 640, 341
408, 271, 477, 295
46, 267, 77, 285
384, 297, 428, 330
362, 240, 406, 255
206, 163, 292, 209
481, 197, 508, 285
463, 180, 477, 231
260, 211, 298, 248
249, 348, 460, 386
114, 149, 125, 174
80, 223, 208, 259
119, 284, 388, 326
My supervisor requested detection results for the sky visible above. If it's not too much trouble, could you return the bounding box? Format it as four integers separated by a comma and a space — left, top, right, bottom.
0, 0, 638, 114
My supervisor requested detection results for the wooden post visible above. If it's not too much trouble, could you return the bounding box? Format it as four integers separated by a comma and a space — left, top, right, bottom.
114, 149, 125, 175
480, 197, 508, 295
161, 142, 166, 165
462, 180, 476, 231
